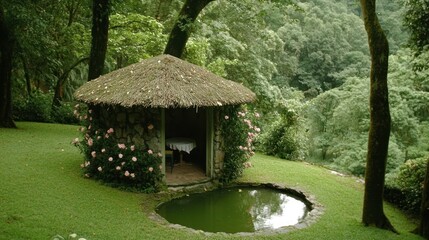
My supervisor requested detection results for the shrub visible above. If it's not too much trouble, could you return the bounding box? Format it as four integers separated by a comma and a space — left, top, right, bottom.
73, 106, 163, 193
258, 109, 302, 160
384, 157, 427, 214
52, 102, 80, 124
13, 91, 78, 124
219, 106, 259, 183
13, 91, 52, 123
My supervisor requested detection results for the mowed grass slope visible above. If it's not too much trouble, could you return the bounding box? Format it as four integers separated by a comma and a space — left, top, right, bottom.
0, 122, 423, 240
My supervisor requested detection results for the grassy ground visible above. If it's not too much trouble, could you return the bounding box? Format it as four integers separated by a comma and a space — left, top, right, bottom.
0, 122, 423, 240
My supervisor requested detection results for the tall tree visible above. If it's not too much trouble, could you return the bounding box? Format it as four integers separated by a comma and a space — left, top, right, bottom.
88, 0, 110, 81
360, 0, 396, 232
0, 4, 16, 128
164, 0, 214, 58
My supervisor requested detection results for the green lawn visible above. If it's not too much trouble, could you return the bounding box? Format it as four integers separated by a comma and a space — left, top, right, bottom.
0, 122, 423, 240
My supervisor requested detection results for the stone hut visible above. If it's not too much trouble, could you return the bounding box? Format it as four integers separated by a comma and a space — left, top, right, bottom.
74, 54, 255, 185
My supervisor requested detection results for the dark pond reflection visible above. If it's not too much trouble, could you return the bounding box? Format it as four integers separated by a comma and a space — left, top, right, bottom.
156, 186, 309, 233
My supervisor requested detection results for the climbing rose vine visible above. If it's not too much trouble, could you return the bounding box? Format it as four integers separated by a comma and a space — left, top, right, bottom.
220, 105, 260, 183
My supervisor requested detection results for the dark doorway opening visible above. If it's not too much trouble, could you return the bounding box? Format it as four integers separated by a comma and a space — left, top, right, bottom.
165, 108, 207, 185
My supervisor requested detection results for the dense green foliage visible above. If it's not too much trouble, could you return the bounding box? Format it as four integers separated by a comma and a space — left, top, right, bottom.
0, 122, 422, 239
404, 0, 429, 52
385, 157, 427, 214
13, 90, 78, 124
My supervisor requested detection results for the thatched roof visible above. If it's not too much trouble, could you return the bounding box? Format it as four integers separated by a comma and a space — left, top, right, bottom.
74, 54, 256, 108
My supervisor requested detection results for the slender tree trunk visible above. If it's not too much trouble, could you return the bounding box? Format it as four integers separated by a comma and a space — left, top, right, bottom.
360, 0, 396, 232
20, 55, 31, 97
414, 159, 429, 239
164, 0, 214, 58
87, 0, 109, 81
52, 57, 89, 108
0, 5, 16, 128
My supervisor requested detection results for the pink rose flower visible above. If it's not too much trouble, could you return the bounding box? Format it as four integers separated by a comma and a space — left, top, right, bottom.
147, 124, 154, 130
118, 143, 126, 149
130, 173, 135, 178
132, 157, 137, 162
108, 157, 113, 162
101, 148, 106, 153
124, 171, 130, 177
121, 161, 125, 166
148, 167, 154, 172
87, 138, 93, 146
97, 166, 102, 172
118, 153, 123, 159
148, 149, 153, 154
224, 115, 229, 120
107, 128, 114, 134
91, 151, 96, 158
116, 166, 121, 170
157, 152, 162, 157
130, 145, 135, 151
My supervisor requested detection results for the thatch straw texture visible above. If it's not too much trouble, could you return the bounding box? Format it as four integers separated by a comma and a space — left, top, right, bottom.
74, 54, 256, 108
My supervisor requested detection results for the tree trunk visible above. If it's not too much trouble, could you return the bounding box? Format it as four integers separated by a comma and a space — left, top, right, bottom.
87, 0, 109, 81
52, 57, 89, 108
164, 0, 214, 58
414, 159, 429, 239
0, 5, 16, 128
360, 0, 396, 232
20, 55, 32, 97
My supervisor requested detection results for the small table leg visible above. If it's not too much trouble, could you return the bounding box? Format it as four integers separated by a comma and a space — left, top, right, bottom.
179, 151, 184, 164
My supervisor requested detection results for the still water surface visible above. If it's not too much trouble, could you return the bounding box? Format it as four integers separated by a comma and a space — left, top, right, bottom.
156, 186, 309, 233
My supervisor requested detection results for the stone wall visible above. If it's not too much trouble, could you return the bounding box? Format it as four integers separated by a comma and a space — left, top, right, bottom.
90, 104, 226, 180
92, 105, 162, 152
212, 109, 225, 179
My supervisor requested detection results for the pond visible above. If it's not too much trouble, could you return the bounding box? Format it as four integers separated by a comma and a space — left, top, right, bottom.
156, 186, 311, 233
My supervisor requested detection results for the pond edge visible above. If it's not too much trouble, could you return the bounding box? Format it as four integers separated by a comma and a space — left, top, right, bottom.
149, 181, 324, 237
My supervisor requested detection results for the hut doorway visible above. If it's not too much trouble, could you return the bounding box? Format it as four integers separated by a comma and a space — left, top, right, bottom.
165, 108, 210, 185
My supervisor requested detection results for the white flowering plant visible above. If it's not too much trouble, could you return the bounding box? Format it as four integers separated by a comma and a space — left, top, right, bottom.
72, 105, 163, 192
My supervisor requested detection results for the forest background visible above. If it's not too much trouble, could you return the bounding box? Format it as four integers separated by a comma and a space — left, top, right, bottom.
2, 0, 429, 215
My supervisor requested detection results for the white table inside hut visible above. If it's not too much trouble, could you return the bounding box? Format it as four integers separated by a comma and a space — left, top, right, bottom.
165, 137, 196, 164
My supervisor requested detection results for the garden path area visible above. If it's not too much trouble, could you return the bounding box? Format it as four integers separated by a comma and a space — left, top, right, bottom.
0, 122, 423, 240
